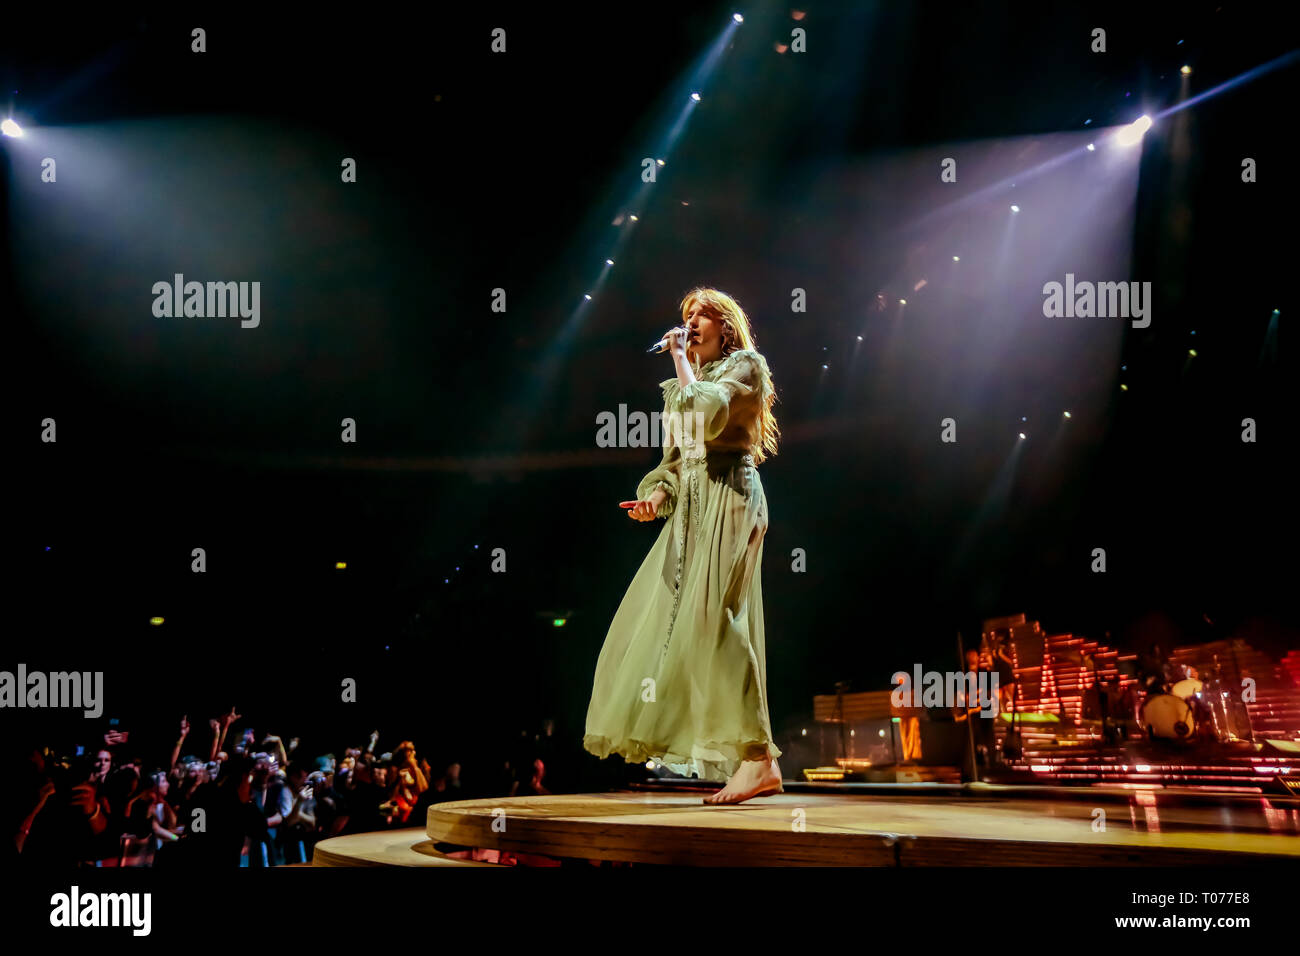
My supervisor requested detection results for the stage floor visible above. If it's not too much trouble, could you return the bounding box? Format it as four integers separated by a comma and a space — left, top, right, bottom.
404, 789, 1300, 866
312, 829, 500, 867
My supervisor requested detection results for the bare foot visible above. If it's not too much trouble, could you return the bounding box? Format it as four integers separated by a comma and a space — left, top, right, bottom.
703, 755, 783, 805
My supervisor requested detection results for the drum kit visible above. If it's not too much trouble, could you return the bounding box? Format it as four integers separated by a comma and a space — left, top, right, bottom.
1138, 659, 1249, 743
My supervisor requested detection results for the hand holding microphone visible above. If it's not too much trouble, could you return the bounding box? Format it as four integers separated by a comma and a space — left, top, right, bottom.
647, 325, 693, 354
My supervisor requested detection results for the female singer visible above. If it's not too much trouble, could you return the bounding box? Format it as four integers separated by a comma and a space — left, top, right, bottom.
583, 288, 783, 805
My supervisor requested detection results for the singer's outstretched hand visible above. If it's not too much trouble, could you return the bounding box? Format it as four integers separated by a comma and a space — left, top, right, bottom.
620, 488, 667, 521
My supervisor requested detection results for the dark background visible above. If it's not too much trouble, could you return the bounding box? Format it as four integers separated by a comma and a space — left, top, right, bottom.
2, 2, 1296, 783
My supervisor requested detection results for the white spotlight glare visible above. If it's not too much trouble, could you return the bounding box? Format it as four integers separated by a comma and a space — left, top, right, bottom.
584, 294, 592, 301
898, 299, 907, 306
1010, 204, 1020, 213
605, 258, 614, 266
1086, 143, 1096, 151
733, 13, 744, 23
690, 92, 701, 102
1114, 114, 1153, 147
1018, 432, 1026, 440
952, 256, 960, 262
1, 118, 23, 138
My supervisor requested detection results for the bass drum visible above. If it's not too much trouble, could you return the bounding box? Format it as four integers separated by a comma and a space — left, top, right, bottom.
1170, 678, 1203, 699
1142, 693, 1196, 741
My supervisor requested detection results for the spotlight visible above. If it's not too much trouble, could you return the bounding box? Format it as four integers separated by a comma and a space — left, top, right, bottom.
150, 617, 165, 626
1114, 114, 1153, 147
898, 298, 907, 306
1120, 384, 1128, 391
1018, 433, 1026, 440
584, 294, 592, 300
335, 561, 347, 569
1010, 204, 1020, 213
605, 258, 614, 266
630, 214, 638, 221
1, 118, 22, 138
690, 92, 701, 102
1188, 349, 1197, 357
1063, 411, 1072, 418
1180, 65, 1192, 75
822, 364, 828, 369
656, 158, 665, 166
1086, 143, 1096, 151
952, 256, 960, 262
856, 335, 863, 341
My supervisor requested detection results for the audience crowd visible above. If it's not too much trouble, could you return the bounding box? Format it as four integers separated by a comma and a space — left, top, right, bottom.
7, 709, 567, 867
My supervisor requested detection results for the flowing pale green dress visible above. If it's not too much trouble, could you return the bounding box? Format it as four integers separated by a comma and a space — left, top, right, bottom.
583, 348, 782, 782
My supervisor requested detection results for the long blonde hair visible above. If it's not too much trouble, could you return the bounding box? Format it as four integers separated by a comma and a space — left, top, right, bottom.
678, 287, 780, 464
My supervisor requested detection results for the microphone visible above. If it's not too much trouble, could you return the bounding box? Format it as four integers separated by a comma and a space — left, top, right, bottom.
646, 326, 691, 353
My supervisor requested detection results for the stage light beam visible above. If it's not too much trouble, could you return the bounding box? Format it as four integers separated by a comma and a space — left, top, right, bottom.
1, 118, 22, 138
1114, 115, 1153, 147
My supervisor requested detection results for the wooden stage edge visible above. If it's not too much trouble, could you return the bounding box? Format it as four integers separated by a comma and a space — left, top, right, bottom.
314, 790, 1300, 867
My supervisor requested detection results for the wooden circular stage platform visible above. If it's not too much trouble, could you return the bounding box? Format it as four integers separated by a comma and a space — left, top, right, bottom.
416, 789, 1299, 866
311, 789, 1300, 867
312, 830, 500, 867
